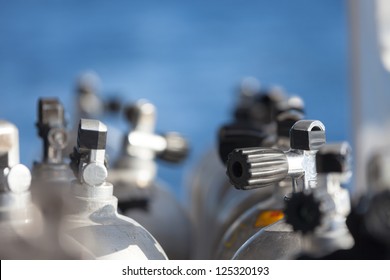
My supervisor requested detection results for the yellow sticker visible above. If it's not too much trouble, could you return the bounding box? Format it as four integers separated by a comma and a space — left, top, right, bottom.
254, 210, 284, 228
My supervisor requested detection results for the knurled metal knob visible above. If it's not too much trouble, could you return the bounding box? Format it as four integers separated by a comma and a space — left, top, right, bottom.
227, 147, 289, 190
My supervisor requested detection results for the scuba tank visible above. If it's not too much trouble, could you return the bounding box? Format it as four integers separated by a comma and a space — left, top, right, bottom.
108, 100, 191, 260
228, 120, 326, 259
190, 79, 300, 259
208, 96, 305, 259
32, 98, 73, 189
340, 0, 390, 259
284, 142, 354, 259
188, 77, 268, 234
0, 120, 44, 258
26, 98, 77, 259
214, 109, 304, 259
60, 118, 168, 260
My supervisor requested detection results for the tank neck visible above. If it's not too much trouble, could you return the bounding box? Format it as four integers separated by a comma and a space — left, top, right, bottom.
0, 191, 32, 209
67, 181, 118, 215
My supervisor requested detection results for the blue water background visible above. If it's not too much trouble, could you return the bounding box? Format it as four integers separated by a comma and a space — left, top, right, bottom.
0, 0, 349, 199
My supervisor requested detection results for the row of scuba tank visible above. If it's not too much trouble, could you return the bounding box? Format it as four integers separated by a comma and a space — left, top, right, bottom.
0, 74, 389, 259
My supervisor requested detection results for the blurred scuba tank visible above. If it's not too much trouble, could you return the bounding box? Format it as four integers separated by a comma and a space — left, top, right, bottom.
0, 120, 44, 258
207, 94, 305, 259
188, 77, 267, 234
108, 100, 191, 260
60, 118, 168, 260
214, 109, 304, 259
189, 78, 303, 259
230, 120, 326, 259
32, 98, 73, 190
343, 0, 390, 259
25, 98, 78, 259
67, 71, 123, 160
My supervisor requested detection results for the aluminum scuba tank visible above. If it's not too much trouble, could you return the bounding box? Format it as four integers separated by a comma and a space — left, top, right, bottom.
32, 98, 73, 190
60, 118, 168, 259
0, 120, 45, 258
229, 120, 326, 259
214, 109, 304, 259
208, 98, 305, 259
24, 98, 79, 259
284, 142, 354, 259
188, 78, 269, 231
190, 80, 297, 259
108, 100, 191, 260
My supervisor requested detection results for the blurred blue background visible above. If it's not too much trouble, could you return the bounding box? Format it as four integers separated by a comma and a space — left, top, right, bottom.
0, 0, 349, 199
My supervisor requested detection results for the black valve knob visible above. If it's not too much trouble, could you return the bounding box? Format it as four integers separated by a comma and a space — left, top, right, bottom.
276, 110, 304, 139
234, 87, 286, 126
316, 142, 351, 174
284, 191, 322, 234
218, 123, 268, 164
77, 118, 107, 151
